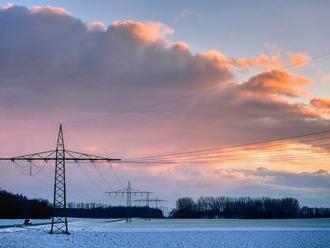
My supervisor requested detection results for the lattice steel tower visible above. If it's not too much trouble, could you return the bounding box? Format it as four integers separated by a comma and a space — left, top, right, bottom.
0, 124, 121, 234
106, 181, 152, 222
50, 124, 69, 234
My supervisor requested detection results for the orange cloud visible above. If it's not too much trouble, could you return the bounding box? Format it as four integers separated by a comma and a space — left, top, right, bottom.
202, 50, 228, 61
200, 51, 284, 70
234, 53, 283, 68
241, 69, 311, 97
290, 53, 311, 67
30, 6, 70, 16
311, 98, 330, 109
111, 20, 174, 42
200, 50, 232, 70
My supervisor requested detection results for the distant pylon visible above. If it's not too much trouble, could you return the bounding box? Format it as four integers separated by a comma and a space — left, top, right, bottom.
50, 124, 69, 234
127, 181, 132, 223
106, 181, 152, 223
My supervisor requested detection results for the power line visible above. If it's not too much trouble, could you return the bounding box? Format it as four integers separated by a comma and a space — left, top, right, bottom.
95, 165, 115, 191
127, 129, 330, 161
107, 164, 124, 188
63, 86, 216, 125
135, 142, 330, 163
79, 163, 106, 193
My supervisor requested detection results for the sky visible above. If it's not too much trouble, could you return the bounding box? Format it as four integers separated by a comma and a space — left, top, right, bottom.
0, 1, 330, 208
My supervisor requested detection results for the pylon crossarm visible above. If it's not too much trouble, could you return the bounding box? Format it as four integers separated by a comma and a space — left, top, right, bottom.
106, 190, 152, 194
130, 188, 152, 193
65, 150, 121, 163
0, 150, 56, 162
134, 199, 165, 202
0, 151, 121, 163
105, 188, 128, 193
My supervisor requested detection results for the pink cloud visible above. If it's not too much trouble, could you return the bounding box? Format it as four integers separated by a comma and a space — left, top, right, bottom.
290, 53, 311, 67
30, 6, 70, 16
111, 20, 174, 42
234, 53, 283, 68
2, 3, 14, 9
241, 69, 311, 97
311, 98, 330, 109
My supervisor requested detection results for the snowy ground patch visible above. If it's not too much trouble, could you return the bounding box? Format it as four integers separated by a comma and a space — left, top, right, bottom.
0, 218, 330, 248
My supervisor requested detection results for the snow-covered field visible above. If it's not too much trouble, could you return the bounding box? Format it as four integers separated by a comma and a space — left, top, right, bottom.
1, 218, 330, 248
0, 219, 51, 227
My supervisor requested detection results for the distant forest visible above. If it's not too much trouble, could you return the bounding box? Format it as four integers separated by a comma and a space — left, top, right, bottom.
1, 189, 330, 219
170, 196, 330, 219
0, 189, 163, 219
0, 189, 52, 218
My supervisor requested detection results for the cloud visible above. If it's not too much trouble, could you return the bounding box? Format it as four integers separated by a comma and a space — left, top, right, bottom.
0, 4, 326, 149
234, 53, 283, 68
240, 69, 311, 97
175, 8, 199, 23
243, 167, 330, 189
290, 53, 311, 67
197, 51, 286, 70
88, 21, 106, 31
172, 41, 190, 51
110, 20, 174, 42
30, 5, 70, 16
311, 98, 330, 109
2, 2, 14, 9
320, 74, 330, 83
0, 5, 328, 149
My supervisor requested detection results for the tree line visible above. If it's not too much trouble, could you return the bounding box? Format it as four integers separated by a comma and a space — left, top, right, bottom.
2, 189, 329, 219
170, 196, 330, 219
0, 189, 163, 219
0, 189, 52, 218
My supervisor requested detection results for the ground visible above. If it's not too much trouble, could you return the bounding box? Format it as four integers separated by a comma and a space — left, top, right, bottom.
1, 218, 330, 247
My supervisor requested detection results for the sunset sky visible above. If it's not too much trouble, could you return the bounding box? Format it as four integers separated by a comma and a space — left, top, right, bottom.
0, 1, 330, 208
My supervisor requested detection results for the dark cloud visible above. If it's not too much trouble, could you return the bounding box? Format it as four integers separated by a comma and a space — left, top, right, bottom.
0, 5, 232, 114
235, 167, 330, 189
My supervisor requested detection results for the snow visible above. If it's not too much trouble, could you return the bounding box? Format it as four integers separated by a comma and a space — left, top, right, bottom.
0, 218, 330, 247
0, 219, 51, 226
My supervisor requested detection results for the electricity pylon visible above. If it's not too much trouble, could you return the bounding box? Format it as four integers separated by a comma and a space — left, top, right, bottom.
105, 181, 152, 222
0, 124, 121, 234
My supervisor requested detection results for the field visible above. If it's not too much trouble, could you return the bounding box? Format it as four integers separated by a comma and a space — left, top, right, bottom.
1, 218, 330, 247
